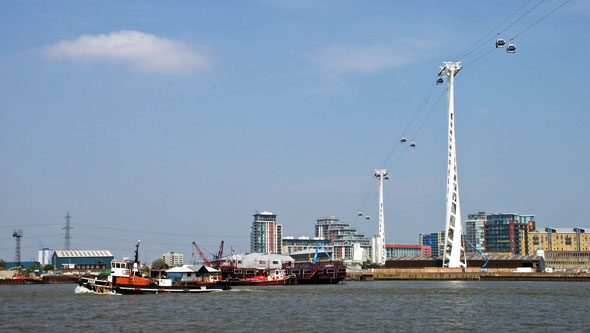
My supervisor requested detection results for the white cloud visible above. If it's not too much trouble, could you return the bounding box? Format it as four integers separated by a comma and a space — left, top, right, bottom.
310, 38, 436, 74
47, 30, 213, 74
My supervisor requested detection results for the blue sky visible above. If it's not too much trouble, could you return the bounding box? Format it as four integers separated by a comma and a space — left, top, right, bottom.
1, 1, 589, 263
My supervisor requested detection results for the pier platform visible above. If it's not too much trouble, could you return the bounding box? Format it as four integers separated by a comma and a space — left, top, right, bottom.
347, 269, 590, 282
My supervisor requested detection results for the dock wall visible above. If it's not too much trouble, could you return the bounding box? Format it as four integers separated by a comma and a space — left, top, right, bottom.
348, 269, 590, 282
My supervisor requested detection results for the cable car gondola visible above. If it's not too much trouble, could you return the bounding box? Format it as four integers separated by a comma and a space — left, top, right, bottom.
409, 141, 416, 148
506, 43, 516, 53
365, 216, 370, 220
436, 77, 444, 85
358, 211, 363, 217
400, 136, 407, 144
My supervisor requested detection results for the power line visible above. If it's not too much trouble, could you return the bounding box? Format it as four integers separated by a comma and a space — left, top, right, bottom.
0, 223, 60, 228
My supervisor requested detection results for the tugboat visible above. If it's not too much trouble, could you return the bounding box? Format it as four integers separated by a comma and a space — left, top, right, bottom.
78, 241, 229, 294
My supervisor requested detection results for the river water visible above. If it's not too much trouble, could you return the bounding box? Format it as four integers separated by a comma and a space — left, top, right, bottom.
1, 281, 588, 331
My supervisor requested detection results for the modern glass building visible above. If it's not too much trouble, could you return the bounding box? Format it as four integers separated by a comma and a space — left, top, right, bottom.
419, 232, 445, 257
469, 212, 536, 255
315, 216, 371, 260
250, 211, 282, 254
465, 214, 486, 253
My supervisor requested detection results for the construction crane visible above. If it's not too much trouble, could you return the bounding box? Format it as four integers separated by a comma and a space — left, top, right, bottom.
312, 242, 332, 265
192, 241, 211, 267
215, 240, 224, 269
463, 237, 489, 270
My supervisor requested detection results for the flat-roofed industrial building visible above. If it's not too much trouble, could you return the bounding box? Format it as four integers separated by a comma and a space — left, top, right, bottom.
52, 250, 114, 271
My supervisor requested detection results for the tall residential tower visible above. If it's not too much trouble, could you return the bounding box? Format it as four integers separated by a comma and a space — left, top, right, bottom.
250, 211, 282, 254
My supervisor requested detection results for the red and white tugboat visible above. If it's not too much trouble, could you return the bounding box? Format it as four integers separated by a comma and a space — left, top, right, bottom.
79, 241, 229, 294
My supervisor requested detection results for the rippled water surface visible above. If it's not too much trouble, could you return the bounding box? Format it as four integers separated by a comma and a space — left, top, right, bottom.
1, 281, 589, 331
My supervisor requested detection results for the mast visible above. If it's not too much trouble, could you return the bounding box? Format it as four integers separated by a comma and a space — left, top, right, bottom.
438, 61, 467, 269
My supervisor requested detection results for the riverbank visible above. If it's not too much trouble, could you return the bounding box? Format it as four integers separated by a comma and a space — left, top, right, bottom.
0, 275, 76, 285
347, 269, 590, 282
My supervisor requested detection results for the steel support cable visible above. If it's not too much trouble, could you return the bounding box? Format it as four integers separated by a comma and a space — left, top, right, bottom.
510, 0, 572, 40
459, 0, 545, 64
402, 82, 437, 136
380, 82, 437, 169
456, 0, 536, 60
357, 177, 377, 216
410, 89, 446, 142
75, 222, 245, 239
462, 48, 498, 67
355, 82, 437, 223
464, 0, 570, 68
499, 0, 546, 35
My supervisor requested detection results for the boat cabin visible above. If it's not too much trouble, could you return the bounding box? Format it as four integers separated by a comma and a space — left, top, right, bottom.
165, 265, 221, 283
110, 260, 132, 277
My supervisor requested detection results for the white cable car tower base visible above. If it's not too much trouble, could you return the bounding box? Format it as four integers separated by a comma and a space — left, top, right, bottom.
438, 61, 467, 269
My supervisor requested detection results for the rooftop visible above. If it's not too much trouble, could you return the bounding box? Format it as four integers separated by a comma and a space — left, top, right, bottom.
54, 250, 113, 258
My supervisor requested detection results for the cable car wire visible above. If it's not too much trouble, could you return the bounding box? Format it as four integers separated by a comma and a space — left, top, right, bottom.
456, 0, 536, 60
498, 0, 546, 36
510, 0, 572, 40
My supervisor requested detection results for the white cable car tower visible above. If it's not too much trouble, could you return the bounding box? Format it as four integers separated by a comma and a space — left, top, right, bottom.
374, 169, 388, 265
438, 61, 467, 269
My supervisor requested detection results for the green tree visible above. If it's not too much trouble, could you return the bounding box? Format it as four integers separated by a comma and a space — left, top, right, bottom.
0, 259, 6, 269
151, 258, 168, 269
42, 264, 54, 271
26, 265, 40, 273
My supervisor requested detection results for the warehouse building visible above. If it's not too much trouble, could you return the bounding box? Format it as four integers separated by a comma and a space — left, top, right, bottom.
385, 253, 544, 270
52, 250, 114, 271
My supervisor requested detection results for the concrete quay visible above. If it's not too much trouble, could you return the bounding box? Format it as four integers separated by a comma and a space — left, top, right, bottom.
347, 269, 590, 282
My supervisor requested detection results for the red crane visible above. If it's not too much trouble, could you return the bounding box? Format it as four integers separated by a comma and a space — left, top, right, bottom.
192, 241, 211, 267
215, 240, 224, 268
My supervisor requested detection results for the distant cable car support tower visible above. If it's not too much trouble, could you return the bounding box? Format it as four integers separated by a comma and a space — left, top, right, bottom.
437, 61, 467, 269
373, 169, 388, 265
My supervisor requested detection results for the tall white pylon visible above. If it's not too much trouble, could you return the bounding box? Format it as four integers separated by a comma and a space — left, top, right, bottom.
374, 169, 388, 265
438, 61, 467, 269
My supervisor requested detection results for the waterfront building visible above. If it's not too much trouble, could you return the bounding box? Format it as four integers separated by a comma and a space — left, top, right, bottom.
250, 211, 283, 254
465, 215, 486, 253
419, 232, 445, 257
541, 251, 590, 271
467, 212, 535, 255
386, 245, 431, 258
527, 227, 590, 254
52, 250, 114, 270
162, 252, 184, 267
38, 248, 54, 266
282, 236, 333, 255
315, 216, 371, 260
385, 253, 544, 270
